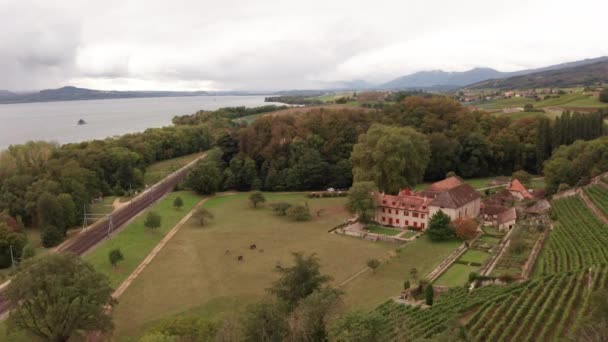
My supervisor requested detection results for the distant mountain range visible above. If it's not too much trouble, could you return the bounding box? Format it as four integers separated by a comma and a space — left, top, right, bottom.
379, 56, 608, 90
2, 57, 607, 104
466, 59, 608, 90
0, 86, 215, 104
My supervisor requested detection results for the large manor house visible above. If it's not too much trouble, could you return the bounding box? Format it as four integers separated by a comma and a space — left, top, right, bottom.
375, 176, 481, 230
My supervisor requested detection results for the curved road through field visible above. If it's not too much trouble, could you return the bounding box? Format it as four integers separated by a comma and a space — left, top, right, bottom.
0, 154, 205, 317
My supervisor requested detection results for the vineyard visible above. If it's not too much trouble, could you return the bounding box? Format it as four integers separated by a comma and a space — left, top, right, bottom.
585, 185, 608, 218
536, 195, 608, 275
374, 267, 608, 341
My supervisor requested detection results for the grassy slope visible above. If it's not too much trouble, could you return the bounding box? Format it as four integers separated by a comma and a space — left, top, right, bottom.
434, 263, 478, 287
84, 191, 202, 288
143, 153, 205, 186
111, 193, 460, 339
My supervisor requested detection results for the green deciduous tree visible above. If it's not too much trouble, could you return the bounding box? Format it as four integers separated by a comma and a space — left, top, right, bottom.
346, 181, 377, 223
249, 191, 266, 208
0, 223, 27, 268
286, 288, 342, 341
267, 252, 332, 308
241, 300, 288, 342
426, 210, 455, 241
194, 207, 214, 227
41, 225, 63, 248
512, 170, 532, 186
145, 211, 162, 230
6, 253, 116, 341
109, 248, 124, 267
351, 124, 430, 194
425, 284, 434, 306
173, 196, 184, 210
186, 158, 223, 195
367, 258, 381, 274
329, 311, 384, 342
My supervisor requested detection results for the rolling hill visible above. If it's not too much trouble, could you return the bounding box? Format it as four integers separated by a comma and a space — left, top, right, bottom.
467, 59, 608, 90
380, 56, 608, 90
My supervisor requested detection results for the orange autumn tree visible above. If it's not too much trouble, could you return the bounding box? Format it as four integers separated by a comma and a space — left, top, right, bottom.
452, 217, 478, 240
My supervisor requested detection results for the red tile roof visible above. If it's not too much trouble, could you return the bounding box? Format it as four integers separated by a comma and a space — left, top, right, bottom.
507, 179, 533, 199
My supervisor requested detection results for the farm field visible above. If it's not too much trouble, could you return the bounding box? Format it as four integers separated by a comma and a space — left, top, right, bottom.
84, 191, 202, 288
110, 192, 460, 339
471, 92, 606, 111
374, 267, 608, 341
535, 195, 608, 276
143, 152, 205, 186
584, 185, 608, 218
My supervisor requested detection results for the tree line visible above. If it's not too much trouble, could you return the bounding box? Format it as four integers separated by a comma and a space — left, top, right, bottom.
0, 125, 213, 253
181, 96, 606, 196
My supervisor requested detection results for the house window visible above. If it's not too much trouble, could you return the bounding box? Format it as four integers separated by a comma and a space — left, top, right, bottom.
392, 202, 396, 205
404, 211, 409, 216
388, 209, 392, 214
405, 220, 409, 225
414, 222, 418, 227
413, 212, 419, 218
395, 210, 399, 215
421, 214, 425, 219
382, 217, 385, 221
382, 200, 386, 204
396, 219, 400, 224
382, 208, 385, 213
421, 223, 425, 229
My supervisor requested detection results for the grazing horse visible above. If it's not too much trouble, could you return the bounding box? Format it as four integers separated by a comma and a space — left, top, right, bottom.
249, 244, 257, 250
237, 255, 244, 261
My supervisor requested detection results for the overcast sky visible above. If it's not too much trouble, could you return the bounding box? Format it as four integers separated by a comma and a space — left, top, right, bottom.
2, 0, 607, 91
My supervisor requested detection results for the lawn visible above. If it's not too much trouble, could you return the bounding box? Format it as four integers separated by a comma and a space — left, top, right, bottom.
111, 193, 460, 339
143, 152, 205, 186
434, 263, 479, 287
84, 191, 202, 288
367, 225, 401, 236
459, 249, 490, 264
400, 230, 419, 239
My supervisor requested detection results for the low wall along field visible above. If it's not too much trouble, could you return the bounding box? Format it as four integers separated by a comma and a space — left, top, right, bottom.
110, 192, 461, 339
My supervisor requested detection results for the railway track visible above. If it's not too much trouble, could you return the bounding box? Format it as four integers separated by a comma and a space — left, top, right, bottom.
0, 154, 204, 318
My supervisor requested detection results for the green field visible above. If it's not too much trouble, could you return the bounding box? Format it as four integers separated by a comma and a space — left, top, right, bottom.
110, 193, 460, 339
434, 263, 478, 287
459, 249, 490, 264
472, 92, 606, 110
143, 153, 205, 186
84, 191, 202, 288
367, 225, 401, 236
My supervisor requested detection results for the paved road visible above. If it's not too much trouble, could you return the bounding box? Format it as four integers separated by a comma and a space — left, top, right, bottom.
0, 154, 204, 317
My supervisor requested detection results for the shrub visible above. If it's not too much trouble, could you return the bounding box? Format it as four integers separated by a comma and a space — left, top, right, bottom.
41, 225, 63, 248
287, 205, 311, 221
21, 244, 35, 260
109, 248, 124, 267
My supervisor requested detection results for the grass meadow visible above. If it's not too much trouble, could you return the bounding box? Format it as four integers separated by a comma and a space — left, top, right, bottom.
110, 192, 460, 339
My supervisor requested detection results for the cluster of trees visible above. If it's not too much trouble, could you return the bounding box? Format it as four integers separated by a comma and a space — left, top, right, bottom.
600, 88, 608, 103
264, 95, 324, 105
543, 136, 608, 193
171, 105, 289, 125
0, 125, 212, 251
139, 252, 387, 341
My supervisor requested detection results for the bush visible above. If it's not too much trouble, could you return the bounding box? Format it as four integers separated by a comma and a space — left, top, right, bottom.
109, 248, 124, 267
287, 205, 311, 221
600, 89, 608, 103
41, 225, 63, 248
21, 244, 35, 260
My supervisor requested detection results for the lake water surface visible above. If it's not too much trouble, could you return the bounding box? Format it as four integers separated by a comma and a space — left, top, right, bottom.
0, 95, 270, 149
